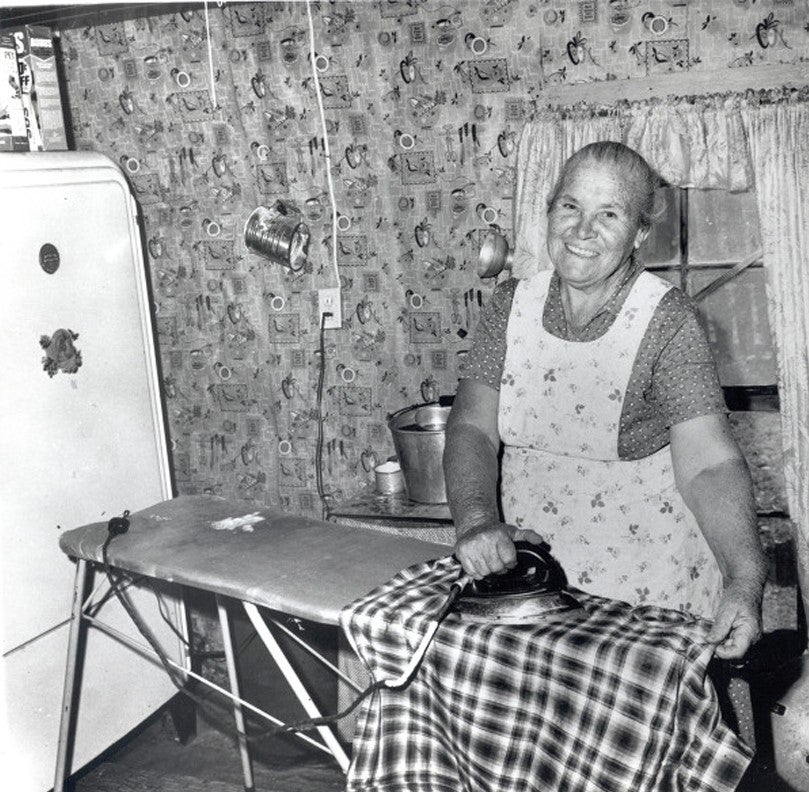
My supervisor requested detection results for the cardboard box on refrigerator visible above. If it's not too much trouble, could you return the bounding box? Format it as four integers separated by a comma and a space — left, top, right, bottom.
25, 25, 68, 150
0, 31, 28, 151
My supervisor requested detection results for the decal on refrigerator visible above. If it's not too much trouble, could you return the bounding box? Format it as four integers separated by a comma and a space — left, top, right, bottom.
40, 328, 82, 377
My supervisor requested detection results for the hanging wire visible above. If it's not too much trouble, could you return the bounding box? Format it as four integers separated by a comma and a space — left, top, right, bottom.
305, 0, 340, 290
203, 0, 217, 108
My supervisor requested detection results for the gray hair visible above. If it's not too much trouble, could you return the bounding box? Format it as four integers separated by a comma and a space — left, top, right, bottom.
547, 141, 661, 230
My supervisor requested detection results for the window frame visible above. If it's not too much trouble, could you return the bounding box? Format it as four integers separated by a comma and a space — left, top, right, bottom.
644, 186, 779, 413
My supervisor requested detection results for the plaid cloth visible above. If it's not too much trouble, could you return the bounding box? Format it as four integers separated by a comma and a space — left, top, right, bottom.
340, 557, 752, 792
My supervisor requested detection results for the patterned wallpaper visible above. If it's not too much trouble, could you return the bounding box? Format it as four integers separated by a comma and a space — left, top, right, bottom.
57, 0, 809, 515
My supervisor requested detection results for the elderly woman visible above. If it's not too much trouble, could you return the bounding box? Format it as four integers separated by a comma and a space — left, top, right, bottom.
444, 141, 766, 660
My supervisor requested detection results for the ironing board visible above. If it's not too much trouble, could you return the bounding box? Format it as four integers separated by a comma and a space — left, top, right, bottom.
54, 494, 449, 792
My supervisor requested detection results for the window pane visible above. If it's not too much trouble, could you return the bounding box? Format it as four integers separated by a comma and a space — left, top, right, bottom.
690, 267, 777, 386
643, 186, 680, 268
688, 189, 762, 265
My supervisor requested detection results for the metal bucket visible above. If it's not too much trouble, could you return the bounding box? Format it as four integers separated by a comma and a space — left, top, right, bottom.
387, 403, 451, 503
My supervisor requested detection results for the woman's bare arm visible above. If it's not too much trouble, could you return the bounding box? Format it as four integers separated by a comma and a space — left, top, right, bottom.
670, 413, 767, 658
443, 379, 542, 578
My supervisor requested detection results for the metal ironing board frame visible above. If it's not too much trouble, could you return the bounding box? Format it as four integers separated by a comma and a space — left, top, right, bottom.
53, 495, 447, 792
53, 558, 355, 792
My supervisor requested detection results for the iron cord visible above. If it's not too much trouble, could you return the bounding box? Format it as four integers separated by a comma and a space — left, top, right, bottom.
99, 521, 466, 741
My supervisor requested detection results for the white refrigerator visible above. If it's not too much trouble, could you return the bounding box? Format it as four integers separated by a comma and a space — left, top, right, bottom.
0, 152, 184, 791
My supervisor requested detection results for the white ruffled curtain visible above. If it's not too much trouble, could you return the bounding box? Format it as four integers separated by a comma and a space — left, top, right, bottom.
513, 92, 809, 609
742, 101, 809, 607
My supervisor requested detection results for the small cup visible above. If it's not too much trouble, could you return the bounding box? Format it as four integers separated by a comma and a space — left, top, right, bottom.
314, 54, 330, 73
337, 215, 352, 232
375, 461, 405, 495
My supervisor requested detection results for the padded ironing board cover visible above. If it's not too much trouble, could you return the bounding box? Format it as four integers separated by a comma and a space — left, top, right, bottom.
58, 495, 448, 624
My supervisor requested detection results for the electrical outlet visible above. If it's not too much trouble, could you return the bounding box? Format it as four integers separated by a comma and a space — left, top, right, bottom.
318, 287, 342, 329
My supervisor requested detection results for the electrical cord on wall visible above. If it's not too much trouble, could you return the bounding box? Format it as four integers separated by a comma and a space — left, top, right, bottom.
315, 310, 330, 520
99, 514, 467, 741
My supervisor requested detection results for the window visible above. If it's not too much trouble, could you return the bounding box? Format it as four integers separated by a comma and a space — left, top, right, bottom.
644, 186, 777, 389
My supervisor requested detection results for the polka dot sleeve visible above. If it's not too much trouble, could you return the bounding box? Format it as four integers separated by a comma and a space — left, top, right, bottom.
649, 290, 727, 428
458, 279, 517, 390
617, 288, 728, 460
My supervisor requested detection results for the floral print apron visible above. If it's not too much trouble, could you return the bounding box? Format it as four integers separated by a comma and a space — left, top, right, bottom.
499, 270, 723, 617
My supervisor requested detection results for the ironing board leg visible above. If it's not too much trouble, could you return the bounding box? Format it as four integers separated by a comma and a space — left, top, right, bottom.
243, 601, 351, 773
54, 558, 89, 792
216, 595, 255, 792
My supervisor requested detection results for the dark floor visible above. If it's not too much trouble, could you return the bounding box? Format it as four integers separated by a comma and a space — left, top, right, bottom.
73, 708, 347, 792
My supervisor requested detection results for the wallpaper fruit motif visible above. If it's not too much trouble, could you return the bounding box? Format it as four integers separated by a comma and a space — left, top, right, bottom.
58, 0, 809, 515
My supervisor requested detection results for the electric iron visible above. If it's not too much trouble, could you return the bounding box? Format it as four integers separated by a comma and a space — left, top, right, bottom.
454, 541, 587, 626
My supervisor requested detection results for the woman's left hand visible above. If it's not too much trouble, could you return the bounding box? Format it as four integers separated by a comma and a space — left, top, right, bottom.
706, 582, 763, 660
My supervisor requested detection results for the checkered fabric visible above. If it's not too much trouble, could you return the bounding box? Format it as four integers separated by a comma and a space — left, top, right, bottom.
340, 556, 752, 792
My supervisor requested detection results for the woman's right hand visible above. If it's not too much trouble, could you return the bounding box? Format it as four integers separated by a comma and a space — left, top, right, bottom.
454, 523, 544, 580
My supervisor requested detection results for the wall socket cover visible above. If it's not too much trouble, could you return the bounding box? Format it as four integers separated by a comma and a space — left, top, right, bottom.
318, 287, 342, 329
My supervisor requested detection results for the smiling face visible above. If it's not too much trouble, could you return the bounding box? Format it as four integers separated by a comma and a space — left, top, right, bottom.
546, 159, 649, 292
